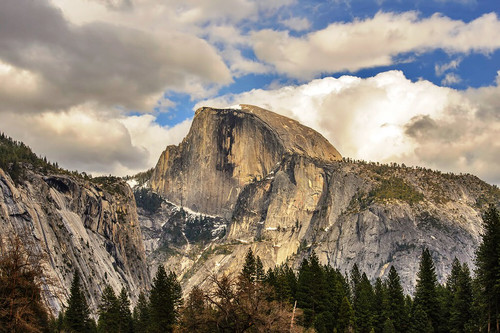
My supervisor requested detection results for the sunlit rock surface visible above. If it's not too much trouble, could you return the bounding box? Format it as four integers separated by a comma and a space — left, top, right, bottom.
145, 105, 498, 293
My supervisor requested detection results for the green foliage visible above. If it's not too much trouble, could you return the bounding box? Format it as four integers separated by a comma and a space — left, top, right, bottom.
474, 205, 500, 331
96, 286, 133, 333
0, 132, 59, 183
449, 262, 473, 333
240, 249, 257, 283
118, 288, 134, 333
409, 304, 433, 333
372, 278, 387, 333
369, 177, 424, 204
354, 273, 375, 333
64, 272, 94, 333
97, 285, 120, 333
413, 248, 440, 332
132, 292, 150, 333
385, 266, 408, 332
91, 176, 127, 196
124, 169, 154, 188
134, 188, 163, 214
296, 252, 333, 332
382, 318, 396, 333
337, 296, 355, 333
149, 266, 182, 333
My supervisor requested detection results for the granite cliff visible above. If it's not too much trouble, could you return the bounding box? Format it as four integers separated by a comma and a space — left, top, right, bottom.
143, 105, 499, 293
150, 105, 341, 218
0, 159, 150, 315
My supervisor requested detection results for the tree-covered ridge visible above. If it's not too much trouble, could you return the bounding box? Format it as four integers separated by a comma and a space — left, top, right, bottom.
134, 188, 163, 214
342, 157, 500, 208
0, 132, 60, 182
124, 169, 154, 188
0, 132, 93, 183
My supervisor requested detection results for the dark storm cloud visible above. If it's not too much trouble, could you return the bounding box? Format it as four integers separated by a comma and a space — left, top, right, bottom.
0, 0, 231, 113
404, 115, 439, 140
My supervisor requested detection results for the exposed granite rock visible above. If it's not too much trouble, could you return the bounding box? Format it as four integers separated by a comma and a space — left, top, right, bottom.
150, 105, 341, 218
0, 168, 150, 315
145, 105, 499, 294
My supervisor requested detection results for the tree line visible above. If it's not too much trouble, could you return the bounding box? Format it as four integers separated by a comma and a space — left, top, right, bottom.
1, 206, 500, 332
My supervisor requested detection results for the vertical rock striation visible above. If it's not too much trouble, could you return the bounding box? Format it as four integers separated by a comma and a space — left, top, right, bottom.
146, 104, 499, 293
0, 168, 150, 315
150, 105, 341, 218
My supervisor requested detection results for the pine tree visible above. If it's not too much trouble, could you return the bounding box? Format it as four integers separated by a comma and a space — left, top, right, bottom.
118, 288, 133, 333
373, 278, 387, 333
413, 248, 440, 332
382, 318, 396, 333
475, 206, 500, 332
64, 272, 93, 333
296, 253, 331, 331
355, 273, 375, 333
132, 292, 150, 333
350, 264, 362, 304
385, 266, 408, 332
149, 266, 182, 333
449, 263, 473, 333
97, 285, 120, 333
409, 303, 433, 333
240, 249, 257, 282
338, 296, 355, 333
326, 267, 349, 328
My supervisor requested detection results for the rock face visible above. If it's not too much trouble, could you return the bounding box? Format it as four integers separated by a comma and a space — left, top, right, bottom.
146, 105, 499, 293
0, 168, 150, 315
150, 105, 341, 218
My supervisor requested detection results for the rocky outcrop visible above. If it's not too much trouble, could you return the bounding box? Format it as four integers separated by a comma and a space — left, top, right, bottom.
146, 105, 499, 293
0, 168, 150, 315
150, 105, 341, 218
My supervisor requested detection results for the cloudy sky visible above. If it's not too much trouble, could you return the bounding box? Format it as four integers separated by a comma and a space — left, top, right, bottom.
0, 0, 499, 184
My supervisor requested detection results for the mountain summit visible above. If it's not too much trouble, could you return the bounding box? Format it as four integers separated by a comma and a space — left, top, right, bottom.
150, 105, 341, 217
144, 105, 499, 292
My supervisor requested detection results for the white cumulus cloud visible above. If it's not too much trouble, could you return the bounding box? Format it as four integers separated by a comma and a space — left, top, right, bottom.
252, 11, 500, 79
0, 104, 191, 176
197, 70, 500, 184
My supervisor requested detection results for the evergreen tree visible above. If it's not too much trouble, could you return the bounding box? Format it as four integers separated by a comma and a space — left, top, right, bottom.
326, 267, 349, 328
413, 248, 440, 332
373, 278, 387, 333
382, 318, 396, 333
240, 249, 257, 282
355, 273, 375, 333
449, 263, 473, 333
64, 272, 93, 333
475, 206, 500, 332
149, 266, 182, 333
132, 292, 150, 333
118, 288, 134, 333
350, 264, 362, 305
97, 285, 120, 333
385, 266, 408, 332
296, 253, 332, 331
409, 303, 433, 333
338, 296, 355, 333
255, 256, 265, 283
266, 263, 296, 305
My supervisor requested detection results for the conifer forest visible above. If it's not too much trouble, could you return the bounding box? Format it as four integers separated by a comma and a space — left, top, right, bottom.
1, 206, 500, 333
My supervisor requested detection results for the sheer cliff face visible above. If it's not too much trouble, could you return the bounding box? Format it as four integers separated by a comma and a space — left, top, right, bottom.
147, 105, 498, 293
0, 169, 149, 314
150, 105, 342, 217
